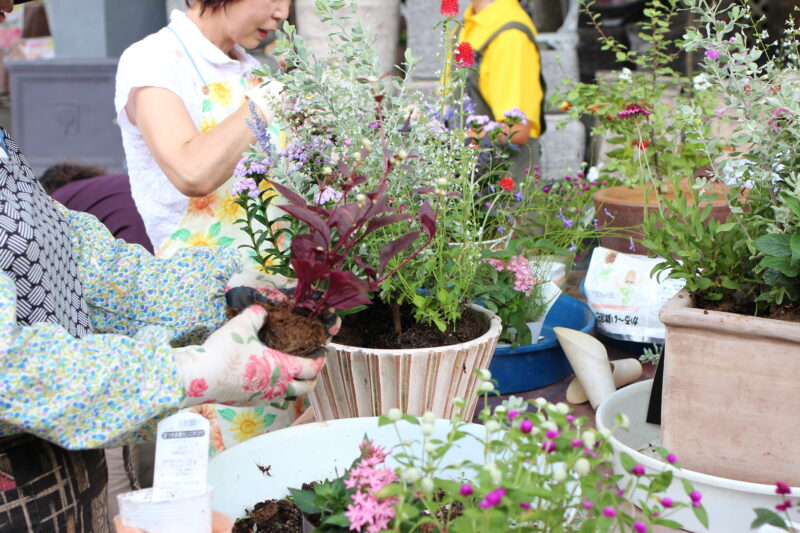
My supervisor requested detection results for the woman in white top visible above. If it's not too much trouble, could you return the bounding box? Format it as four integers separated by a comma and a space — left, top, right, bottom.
114, 0, 298, 456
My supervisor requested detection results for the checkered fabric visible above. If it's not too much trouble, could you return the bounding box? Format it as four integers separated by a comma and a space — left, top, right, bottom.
0, 126, 107, 532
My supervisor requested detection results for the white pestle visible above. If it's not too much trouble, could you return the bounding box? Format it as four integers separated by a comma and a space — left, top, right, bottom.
554, 327, 616, 409
565, 358, 643, 405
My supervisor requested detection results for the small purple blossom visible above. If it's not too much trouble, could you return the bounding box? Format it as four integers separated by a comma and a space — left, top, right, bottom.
571, 438, 583, 448
632, 464, 645, 476
582, 500, 593, 510
629, 236, 636, 251
482, 121, 503, 134
520, 418, 533, 434
231, 177, 259, 198
565, 414, 575, 423
602, 506, 616, 518
368, 121, 379, 129
507, 410, 519, 421
690, 490, 703, 507
503, 106, 528, 124
313, 187, 344, 205
460, 483, 474, 497
519, 501, 531, 510
661, 497, 673, 508
479, 487, 506, 508
617, 103, 652, 119
514, 192, 524, 201
466, 114, 491, 127
546, 429, 559, 439
776, 481, 792, 495
704, 47, 720, 60
542, 440, 556, 453
633, 521, 647, 533
666, 453, 677, 464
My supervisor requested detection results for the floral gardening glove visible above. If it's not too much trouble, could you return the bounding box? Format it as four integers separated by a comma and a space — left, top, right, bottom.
174, 305, 326, 408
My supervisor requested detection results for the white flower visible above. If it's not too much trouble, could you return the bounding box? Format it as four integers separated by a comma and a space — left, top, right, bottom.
555, 402, 570, 414
420, 477, 435, 493
541, 420, 558, 432
436, 177, 449, 187
402, 467, 420, 483
397, 148, 408, 160
552, 465, 567, 482
322, 166, 333, 175
479, 381, 495, 393
453, 397, 465, 408
693, 72, 712, 91
387, 408, 403, 422
582, 430, 596, 449
356, 193, 368, 207
534, 397, 548, 408
484, 462, 502, 484
494, 405, 507, 415
586, 166, 600, 183
424, 441, 436, 454
599, 427, 612, 439
485, 420, 501, 434
361, 137, 372, 150
477, 369, 492, 381
421, 423, 435, 436
352, 151, 362, 161
573, 458, 591, 477
618, 67, 633, 82
422, 412, 436, 425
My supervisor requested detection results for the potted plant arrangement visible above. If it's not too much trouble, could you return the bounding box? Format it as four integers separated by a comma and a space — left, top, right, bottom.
233, 0, 507, 421
628, 0, 800, 488
211, 376, 708, 532
555, 0, 725, 254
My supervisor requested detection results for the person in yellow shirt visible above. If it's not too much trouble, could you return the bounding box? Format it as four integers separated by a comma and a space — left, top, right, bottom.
459, 0, 546, 178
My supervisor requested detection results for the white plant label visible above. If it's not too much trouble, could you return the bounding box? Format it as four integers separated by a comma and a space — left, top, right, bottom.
151, 412, 210, 501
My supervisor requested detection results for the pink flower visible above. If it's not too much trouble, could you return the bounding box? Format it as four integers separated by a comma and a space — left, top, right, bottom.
542, 440, 556, 453
460, 483, 474, 497
440, 0, 458, 17
582, 500, 593, 510
520, 418, 533, 434
634, 521, 648, 532
666, 453, 677, 464
661, 497, 673, 508
690, 490, 702, 507
776, 499, 793, 512
632, 464, 645, 476
344, 440, 398, 533
507, 410, 519, 420
479, 487, 506, 508
617, 103, 651, 119
704, 48, 720, 60
546, 429, 559, 439
519, 501, 531, 510
776, 481, 792, 495
602, 506, 616, 518
455, 41, 474, 68
187, 378, 208, 398
571, 438, 583, 448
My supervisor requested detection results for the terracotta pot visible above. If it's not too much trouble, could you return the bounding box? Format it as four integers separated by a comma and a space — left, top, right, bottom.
593, 184, 730, 255
659, 289, 800, 486
310, 304, 502, 421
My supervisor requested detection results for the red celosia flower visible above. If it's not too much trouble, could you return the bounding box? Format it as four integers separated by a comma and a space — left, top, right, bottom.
632, 139, 650, 150
776, 481, 792, 496
617, 103, 652, 119
440, 0, 459, 17
558, 101, 572, 112
455, 41, 474, 68
499, 177, 514, 191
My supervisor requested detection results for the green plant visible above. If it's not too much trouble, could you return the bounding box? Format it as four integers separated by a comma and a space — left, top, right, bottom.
554, 0, 718, 189
642, 0, 800, 313
292, 372, 708, 532
751, 481, 799, 532
234, 0, 504, 333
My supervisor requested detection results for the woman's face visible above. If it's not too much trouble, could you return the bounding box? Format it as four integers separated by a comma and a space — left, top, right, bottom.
223, 0, 291, 50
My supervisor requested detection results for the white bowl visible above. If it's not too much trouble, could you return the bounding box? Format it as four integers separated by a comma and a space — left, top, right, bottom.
207, 417, 486, 520
596, 380, 800, 533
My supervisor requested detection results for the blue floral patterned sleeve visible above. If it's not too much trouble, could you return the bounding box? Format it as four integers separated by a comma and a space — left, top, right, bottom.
64, 207, 242, 346
0, 272, 184, 449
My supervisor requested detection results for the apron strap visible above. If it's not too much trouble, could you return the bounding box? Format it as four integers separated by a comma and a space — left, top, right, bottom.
167, 25, 208, 86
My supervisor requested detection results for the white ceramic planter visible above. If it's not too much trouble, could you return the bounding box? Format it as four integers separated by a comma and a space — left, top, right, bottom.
311, 304, 501, 421
207, 417, 486, 521
596, 380, 800, 533
294, 0, 401, 75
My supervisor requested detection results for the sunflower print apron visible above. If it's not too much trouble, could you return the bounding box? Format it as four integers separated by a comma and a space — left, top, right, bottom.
159, 30, 297, 455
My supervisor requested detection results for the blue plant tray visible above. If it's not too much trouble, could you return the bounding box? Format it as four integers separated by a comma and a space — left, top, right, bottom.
489, 294, 596, 394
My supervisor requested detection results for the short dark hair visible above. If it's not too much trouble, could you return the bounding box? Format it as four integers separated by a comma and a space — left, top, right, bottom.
186, 0, 238, 14
39, 162, 106, 195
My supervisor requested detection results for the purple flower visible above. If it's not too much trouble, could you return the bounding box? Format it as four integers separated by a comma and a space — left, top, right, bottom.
582, 500, 593, 510
661, 497, 673, 508
632, 464, 645, 476
776, 500, 793, 512
313, 187, 343, 205
571, 438, 583, 448
617, 103, 652, 119
666, 453, 677, 464
776, 481, 792, 495
460, 483, 474, 497
520, 418, 533, 434
368, 121, 379, 129
519, 501, 531, 510
479, 487, 506, 508
503, 106, 528, 124
690, 490, 702, 507
543, 186, 550, 193
466, 114, 491, 127
546, 429, 559, 439
633, 521, 647, 533
602, 506, 616, 518
514, 192, 524, 201
482, 121, 503, 134
704, 47, 720, 60
565, 414, 575, 423
507, 410, 519, 421
542, 440, 556, 453
628, 236, 636, 251
231, 177, 258, 198
603, 208, 615, 220
496, 227, 505, 234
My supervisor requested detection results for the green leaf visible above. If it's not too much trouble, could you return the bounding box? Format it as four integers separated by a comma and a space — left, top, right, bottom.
217, 408, 236, 421
715, 222, 736, 233
693, 504, 709, 529
170, 228, 191, 242
754, 233, 792, 257
262, 413, 277, 427
216, 237, 235, 247
288, 488, 322, 514
762, 256, 800, 278
208, 221, 222, 238
231, 332, 244, 344
619, 451, 636, 474
791, 232, 800, 264
751, 507, 788, 529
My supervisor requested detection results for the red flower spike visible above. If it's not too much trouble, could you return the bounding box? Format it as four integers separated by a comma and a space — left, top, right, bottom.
440, 0, 459, 17
455, 42, 474, 68
499, 177, 515, 191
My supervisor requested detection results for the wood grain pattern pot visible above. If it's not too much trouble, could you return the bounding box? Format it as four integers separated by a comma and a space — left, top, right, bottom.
659, 289, 800, 486
593, 184, 730, 255
310, 304, 502, 422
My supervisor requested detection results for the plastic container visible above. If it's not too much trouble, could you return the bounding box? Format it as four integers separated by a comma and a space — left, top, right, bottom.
489, 294, 595, 394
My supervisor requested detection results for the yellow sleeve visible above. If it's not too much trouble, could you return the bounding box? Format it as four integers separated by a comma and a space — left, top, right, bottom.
479, 29, 544, 137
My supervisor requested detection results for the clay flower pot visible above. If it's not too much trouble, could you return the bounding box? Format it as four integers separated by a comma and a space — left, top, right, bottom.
310, 304, 502, 421
659, 289, 800, 486
593, 183, 730, 255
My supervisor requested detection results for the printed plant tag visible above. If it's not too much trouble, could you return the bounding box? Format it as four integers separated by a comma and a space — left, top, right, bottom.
151, 412, 210, 501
